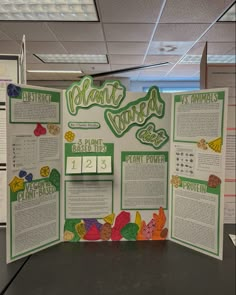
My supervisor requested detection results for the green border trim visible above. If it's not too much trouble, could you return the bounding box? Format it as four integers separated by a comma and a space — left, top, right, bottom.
9, 86, 61, 124
170, 182, 220, 256
120, 151, 169, 210
104, 86, 165, 138
64, 179, 113, 220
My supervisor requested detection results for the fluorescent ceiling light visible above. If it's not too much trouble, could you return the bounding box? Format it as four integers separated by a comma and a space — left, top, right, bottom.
35, 54, 108, 64
0, 0, 98, 21
27, 70, 83, 74
180, 55, 236, 64
218, 3, 236, 22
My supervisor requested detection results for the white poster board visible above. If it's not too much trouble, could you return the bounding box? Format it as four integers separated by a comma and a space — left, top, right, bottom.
0, 55, 19, 224
169, 88, 228, 259
6, 77, 228, 263
6, 84, 62, 262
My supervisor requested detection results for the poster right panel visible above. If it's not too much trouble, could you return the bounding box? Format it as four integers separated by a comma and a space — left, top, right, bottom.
169, 88, 228, 260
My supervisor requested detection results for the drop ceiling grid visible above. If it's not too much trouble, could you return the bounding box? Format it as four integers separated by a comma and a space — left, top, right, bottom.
0, 40, 20, 54
47, 23, 105, 42
79, 63, 111, 74
0, 0, 235, 81
200, 23, 236, 42
159, 0, 235, 23
98, 0, 164, 23
109, 55, 145, 65
0, 28, 12, 41
144, 55, 181, 64
27, 41, 67, 54
103, 24, 156, 42
188, 42, 236, 55
107, 42, 149, 55
61, 42, 108, 54
0, 22, 58, 41
153, 23, 210, 42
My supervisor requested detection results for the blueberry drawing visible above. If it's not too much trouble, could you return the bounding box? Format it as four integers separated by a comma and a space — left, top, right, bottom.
7, 84, 21, 97
19, 170, 27, 178
25, 173, 33, 182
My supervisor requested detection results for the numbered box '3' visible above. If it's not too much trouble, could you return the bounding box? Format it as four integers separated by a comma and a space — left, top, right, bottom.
97, 156, 112, 173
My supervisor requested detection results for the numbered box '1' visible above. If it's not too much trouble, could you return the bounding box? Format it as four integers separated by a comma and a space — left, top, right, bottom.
66, 157, 82, 174
82, 156, 97, 173
97, 156, 112, 173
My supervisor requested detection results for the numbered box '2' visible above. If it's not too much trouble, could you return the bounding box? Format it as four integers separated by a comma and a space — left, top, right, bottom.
82, 156, 97, 173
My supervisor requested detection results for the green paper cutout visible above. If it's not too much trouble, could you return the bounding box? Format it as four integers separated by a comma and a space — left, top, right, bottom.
65, 76, 126, 115
49, 169, 60, 190
68, 121, 100, 129
64, 219, 81, 242
121, 223, 139, 241
104, 86, 165, 137
136, 122, 169, 150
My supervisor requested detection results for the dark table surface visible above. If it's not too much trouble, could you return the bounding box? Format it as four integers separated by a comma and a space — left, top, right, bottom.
0, 228, 29, 295
1, 225, 235, 295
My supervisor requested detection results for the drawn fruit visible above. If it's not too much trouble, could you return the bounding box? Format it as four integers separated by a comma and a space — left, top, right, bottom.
40, 166, 50, 177
64, 131, 75, 142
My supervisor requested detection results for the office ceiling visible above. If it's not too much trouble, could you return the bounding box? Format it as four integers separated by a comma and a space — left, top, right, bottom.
0, 0, 235, 82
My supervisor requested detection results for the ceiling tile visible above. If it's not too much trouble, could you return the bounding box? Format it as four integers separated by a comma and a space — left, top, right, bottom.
103, 24, 155, 41
143, 64, 174, 72
61, 42, 107, 54
188, 42, 236, 55
145, 55, 180, 64
107, 42, 148, 55
153, 24, 210, 41
26, 54, 44, 64
0, 27, 12, 41
0, 40, 20, 54
201, 23, 236, 42
0, 22, 57, 41
99, 0, 164, 23
109, 55, 144, 64
167, 64, 200, 78
170, 64, 200, 72
187, 42, 205, 55
48, 23, 105, 41
148, 41, 195, 55
79, 64, 111, 74
111, 64, 141, 70
160, 0, 234, 23
227, 47, 236, 55
26, 42, 67, 54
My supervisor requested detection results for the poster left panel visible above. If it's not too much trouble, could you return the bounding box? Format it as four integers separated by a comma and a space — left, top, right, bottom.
0, 55, 19, 224
6, 84, 62, 263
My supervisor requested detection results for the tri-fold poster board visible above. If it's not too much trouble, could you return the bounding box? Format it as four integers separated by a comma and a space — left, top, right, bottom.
5, 76, 228, 263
